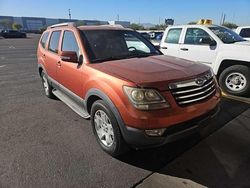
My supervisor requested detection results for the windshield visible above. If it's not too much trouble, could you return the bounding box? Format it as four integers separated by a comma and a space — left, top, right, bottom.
81, 30, 161, 63
209, 26, 246, 44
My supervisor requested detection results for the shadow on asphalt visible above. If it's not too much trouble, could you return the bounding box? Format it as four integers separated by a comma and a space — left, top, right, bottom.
118, 98, 250, 183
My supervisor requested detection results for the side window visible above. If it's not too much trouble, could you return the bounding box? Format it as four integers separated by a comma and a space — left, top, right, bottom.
184, 28, 212, 45
48, 31, 61, 53
40, 32, 49, 49
165, 28, 182, 44
62, 31, 80, 57
239, 28, 250, 38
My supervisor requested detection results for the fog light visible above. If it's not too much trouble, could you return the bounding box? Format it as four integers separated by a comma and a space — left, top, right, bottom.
145, 128, 166, 137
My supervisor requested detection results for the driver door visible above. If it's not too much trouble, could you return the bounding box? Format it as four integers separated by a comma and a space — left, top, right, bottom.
57, 30, 84, 98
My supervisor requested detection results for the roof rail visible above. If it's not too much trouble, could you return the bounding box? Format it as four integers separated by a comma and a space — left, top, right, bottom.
47, 22, 76, 29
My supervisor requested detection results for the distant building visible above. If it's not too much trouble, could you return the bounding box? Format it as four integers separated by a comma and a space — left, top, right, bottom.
108, 21, 130, 28
0, 15, 109, 32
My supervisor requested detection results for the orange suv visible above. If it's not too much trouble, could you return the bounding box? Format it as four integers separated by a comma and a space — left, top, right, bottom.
37, 23, 221, 156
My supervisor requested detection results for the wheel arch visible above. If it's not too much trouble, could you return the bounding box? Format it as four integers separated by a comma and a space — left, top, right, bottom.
85, 88, 127, 135
217, 59, 250, 78
38, 64, 47, 77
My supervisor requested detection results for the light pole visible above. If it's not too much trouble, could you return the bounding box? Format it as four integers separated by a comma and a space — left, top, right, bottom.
68, 9, 71, 20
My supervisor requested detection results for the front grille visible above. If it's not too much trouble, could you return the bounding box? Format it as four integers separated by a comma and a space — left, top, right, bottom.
169, 72, 216, 106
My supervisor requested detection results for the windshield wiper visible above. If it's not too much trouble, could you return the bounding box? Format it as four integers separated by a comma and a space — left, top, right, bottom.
91, 54, 131, 63
127, 52, 158, 58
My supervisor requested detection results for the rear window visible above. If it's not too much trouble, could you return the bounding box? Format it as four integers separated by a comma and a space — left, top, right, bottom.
239, 28, 250, 38
165, 28, 182, 44
48, 31, 61, 53
40, 32, 49, 49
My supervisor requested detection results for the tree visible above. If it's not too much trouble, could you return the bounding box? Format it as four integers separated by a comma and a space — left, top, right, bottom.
222, 22, 238, 29
129, 23, 144, 30
75, 20, 86, 27
149, 24, 167, 30
188, 21, 197, 25
12, 23, 23, 30
0, 19, 12, 29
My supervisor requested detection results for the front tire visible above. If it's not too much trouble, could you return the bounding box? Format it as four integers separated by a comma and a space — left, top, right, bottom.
219, 65, 250, 96
91, 100, 128, 157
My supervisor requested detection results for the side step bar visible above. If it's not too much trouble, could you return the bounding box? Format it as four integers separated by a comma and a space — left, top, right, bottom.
52, 89, 90, 119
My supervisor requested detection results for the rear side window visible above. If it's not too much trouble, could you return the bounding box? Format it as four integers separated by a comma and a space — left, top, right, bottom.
40, 32, 49, 49
239, 28, 250, 38
165, 28, 182, 44
62, 31, 80, 56
48, 31, 61, 53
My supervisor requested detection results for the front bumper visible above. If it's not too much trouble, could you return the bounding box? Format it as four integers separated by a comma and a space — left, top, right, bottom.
122, 104, 220, 149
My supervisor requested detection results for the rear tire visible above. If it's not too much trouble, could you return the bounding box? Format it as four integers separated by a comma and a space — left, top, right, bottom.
91, 100, 128, 157
41, 70, 56, 99
219, 65, 250, 97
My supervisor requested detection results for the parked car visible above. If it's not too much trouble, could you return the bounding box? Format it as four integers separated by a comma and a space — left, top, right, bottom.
235, 26, 250, 41
160, 24, 250, 96
0, 30, 27, 38
37, 23, 221, 156
151, 33, 164, 47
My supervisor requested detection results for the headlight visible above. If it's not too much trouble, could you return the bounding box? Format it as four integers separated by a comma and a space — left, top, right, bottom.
123, 86, 170, 110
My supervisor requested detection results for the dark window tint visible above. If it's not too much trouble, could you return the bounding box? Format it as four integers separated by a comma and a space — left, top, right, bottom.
48, 31, 61, 53
184, 28, 212, 45
40, 32, 49, 48
165, 28, 182, 44
239, 28, 250, 38
62, 31, 79, 57
81, 30, 160, 63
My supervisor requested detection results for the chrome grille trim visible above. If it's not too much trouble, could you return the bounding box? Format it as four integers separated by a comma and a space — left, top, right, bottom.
172, 79, 214, 95
178, 89, 216, 105
169, 73, 216, 106
175, 84, 215, 99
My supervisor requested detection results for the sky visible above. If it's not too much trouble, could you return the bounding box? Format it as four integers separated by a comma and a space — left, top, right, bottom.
0, 0, 250, 25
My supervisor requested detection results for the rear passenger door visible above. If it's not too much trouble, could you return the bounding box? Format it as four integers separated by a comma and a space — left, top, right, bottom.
160, 27, 183, 57
45, 30, 62, 83
57, 30, 84, 98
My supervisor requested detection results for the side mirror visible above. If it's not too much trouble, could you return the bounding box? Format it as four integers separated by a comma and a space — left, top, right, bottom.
60, 51, 79, 63
199, 37, 217, 46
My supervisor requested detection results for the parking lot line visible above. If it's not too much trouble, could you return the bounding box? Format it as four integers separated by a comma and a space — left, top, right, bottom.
222, 92, 250, 104
0, 65, 6, 68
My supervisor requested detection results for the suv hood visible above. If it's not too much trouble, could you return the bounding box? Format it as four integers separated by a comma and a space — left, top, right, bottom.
89, 55, 209, 90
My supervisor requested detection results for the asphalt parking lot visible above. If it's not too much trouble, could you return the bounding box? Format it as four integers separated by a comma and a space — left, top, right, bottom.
0, 34, 249, 188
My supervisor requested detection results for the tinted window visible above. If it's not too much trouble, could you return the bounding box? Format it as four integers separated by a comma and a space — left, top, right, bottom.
184, 28, 212, 45
240, 28, 250, 38
165, 28, 182, 44
81, 30, 161, 63
40, 32, 49, 49
62, 31, 80, 57
48, 31, 61, 53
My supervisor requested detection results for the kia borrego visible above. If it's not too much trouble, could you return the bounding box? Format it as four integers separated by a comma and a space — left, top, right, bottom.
37, 23, 221, 156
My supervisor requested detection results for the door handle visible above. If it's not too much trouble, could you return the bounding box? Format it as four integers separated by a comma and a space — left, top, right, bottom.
161, 47, 168, 49
57, 61, 61, 67
180, 48, 189, 51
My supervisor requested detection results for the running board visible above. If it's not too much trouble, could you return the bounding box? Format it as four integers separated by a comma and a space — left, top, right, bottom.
52, 89, 90, 119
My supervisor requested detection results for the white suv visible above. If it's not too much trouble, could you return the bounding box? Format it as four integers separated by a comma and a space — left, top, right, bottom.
235, 26, 250, 41
160, 24, 250, 96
